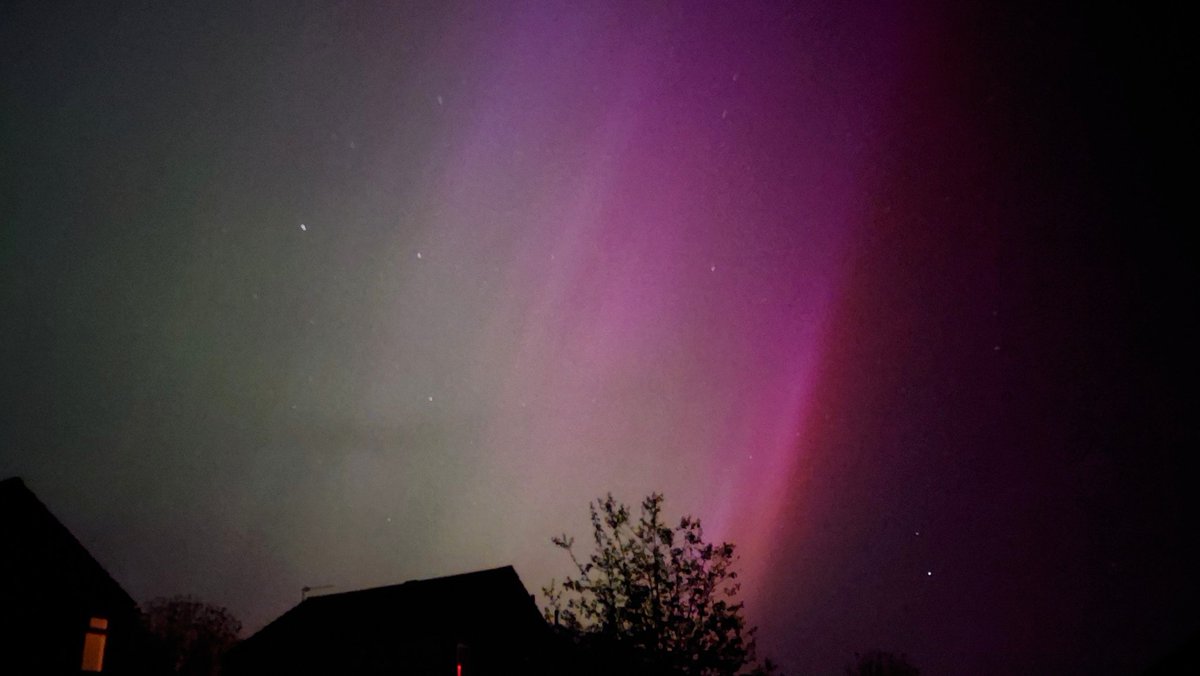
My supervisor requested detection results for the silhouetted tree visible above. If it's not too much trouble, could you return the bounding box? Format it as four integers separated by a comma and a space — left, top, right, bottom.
142, 595, 241, 676
845, 650, 920, 676
544, 493, 777, 676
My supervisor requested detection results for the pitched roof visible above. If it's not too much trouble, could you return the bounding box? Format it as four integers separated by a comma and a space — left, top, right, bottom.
227, 565, 552, 674
0, 476, 138, 614
247, 565, 545, 644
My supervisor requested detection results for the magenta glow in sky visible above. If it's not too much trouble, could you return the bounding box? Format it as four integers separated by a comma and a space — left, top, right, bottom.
358, 1, 910, 608
4, 0, 917, 663
4, 2, 1193, 674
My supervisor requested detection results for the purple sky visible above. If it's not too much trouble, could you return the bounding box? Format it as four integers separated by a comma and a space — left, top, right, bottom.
1, 2, 1193, 674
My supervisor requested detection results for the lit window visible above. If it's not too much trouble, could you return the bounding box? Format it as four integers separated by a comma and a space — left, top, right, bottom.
81, 617, 108, 672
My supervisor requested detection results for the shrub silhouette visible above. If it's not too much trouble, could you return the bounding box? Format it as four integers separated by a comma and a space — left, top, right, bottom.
544, 493, 777, 675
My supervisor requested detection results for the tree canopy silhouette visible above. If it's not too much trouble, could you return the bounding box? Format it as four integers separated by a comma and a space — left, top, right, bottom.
142, 595, 241, 676
543, 493, 776, 676
844, 650, 920, 676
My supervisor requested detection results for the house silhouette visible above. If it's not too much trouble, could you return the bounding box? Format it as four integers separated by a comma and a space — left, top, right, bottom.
0, 476, 152, 675
224, 565, 559, 675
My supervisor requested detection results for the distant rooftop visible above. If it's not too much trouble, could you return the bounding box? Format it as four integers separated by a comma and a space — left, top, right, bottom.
226, 564, 553, 674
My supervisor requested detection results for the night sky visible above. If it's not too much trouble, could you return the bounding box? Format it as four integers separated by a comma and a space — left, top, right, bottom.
1, 2, 1193, 674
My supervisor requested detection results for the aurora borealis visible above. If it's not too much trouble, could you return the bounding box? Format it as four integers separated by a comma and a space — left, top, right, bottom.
2, 2, 1193, 674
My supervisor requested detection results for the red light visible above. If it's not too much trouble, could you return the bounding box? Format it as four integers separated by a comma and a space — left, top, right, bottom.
457, 664, 462, 676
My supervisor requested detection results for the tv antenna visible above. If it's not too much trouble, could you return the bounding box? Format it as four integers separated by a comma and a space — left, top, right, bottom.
301, 584, 334, 601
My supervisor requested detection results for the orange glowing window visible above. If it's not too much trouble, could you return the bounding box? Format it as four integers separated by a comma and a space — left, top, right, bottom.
81, 616, 108, 672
